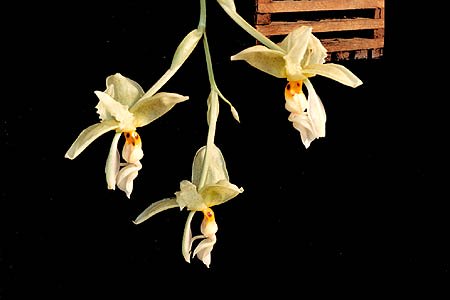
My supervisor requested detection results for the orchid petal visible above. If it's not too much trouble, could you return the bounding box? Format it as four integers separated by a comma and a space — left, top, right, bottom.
231, 45, 287, 78
105, 132, 121, 190
182, 211, 196, 263
94, 91, 135, 129
65, 119, 119, 160
305, 79, 326, 138
282, 26, 312, 80
279, 26, 309, 51
201, 218, 218, 238
306, 34, 328, 65
116, 161, 142, 198
302, 63, 363, 87
131, 92, 189, 128
289, 113, 316, 148
105, 73, 145, 107
199, 179, 243, 207
133, 197, 179, 225
285, 92, 308, 114
122, 140, 144, 164
189, 234, 205, 254
191, 145, 229, 187
193, 236, 216, 268
175, 180, 205, 211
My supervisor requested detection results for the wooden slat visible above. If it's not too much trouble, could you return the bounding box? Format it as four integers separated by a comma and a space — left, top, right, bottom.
255, 0, 385, 60
374, 7, 385, 38
256, 18, 384, 36
322, 37, 384, 52
256, 13, 271, 25
257, 0, 384, 13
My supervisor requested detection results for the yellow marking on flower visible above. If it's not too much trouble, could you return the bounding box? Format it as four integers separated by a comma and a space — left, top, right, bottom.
202, 207, 215, 223
284, 80, 303, 101
201, 207, 218, 238
123, 131, 141, 147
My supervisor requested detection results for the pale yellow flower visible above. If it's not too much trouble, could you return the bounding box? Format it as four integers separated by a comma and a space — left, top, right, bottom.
65, 73, 188, 197
231, 26, 362, 148
134, 145, 243, 267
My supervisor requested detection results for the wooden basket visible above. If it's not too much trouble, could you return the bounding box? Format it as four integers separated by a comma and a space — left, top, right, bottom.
255, 0, 385, 61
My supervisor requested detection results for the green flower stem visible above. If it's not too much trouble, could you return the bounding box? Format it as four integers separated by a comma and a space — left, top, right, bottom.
218, 3, 283, 52
199, 87, 219, 190
203, 34, 216, 90
144, 0, 208, 100
198, 0, 206, 32
198, 1, 220, 190
142, 68, 177, 99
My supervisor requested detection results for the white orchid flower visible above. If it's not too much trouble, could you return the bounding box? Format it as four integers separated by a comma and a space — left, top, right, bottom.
231, 25, 362, 148
65, 73, 189, 197
133, 145, 243, 268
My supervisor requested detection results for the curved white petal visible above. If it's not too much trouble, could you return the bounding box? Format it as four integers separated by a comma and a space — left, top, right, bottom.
279, 26, 311, 52
105, 73, 145, 107
116, 161, 142, 198
285, 92, 308, 114
105, 132, 121, 190
133, 197, 179, 224
122, 140, 144, 164
182, 211, 196, 263
94, 91, 135, 130
305, 34, 328, 65
289, 113, 316, 149
302, 63, 363, 87
305, 80, 326, 138
65, 119, 119, 160
282, 26, 312, 80
192, 235, 216, 268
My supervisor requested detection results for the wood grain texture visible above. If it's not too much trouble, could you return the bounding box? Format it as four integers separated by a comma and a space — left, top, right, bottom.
256, 18, 384, 36
256, 0, 385, 13
254, 0, 385, 60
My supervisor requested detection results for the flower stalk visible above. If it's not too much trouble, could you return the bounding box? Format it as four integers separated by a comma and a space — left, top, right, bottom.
66, 0, 363, 268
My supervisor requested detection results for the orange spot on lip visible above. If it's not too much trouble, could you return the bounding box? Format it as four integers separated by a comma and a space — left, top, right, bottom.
285, 80, 303, 100
123, 131, 141, 146
203, 208, 215, 222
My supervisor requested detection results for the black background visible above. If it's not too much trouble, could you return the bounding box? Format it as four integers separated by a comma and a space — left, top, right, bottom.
1, 1, 448, 298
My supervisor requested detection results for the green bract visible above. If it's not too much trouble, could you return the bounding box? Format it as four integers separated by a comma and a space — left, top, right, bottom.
171, 29, 203, 70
